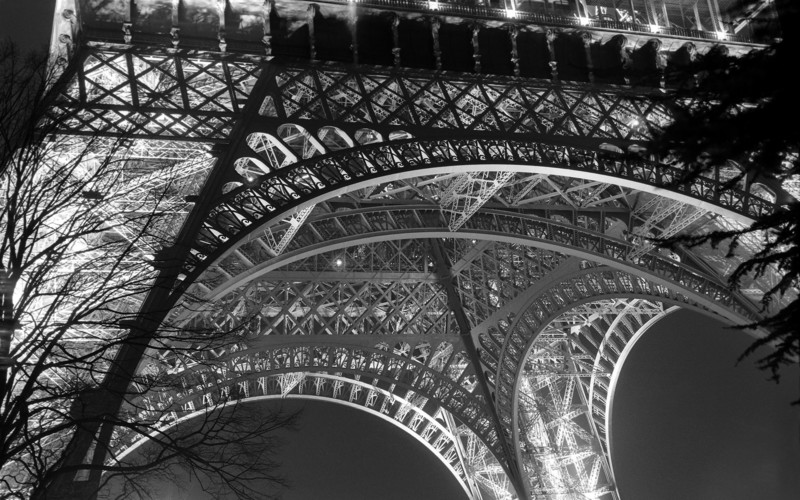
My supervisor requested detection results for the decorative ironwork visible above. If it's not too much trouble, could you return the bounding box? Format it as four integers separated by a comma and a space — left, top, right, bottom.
186, 137, 777, 286
35, 11, 785, 498
48, 46, 262, 141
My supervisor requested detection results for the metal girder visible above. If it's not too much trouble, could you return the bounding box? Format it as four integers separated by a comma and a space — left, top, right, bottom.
32, 33, 788, 500
258, 64, 670, 142
183, 206, 759, 325
126, 341, 509, 470
114, 372, 485, 499
429, 239, 528, 495
48, 45, 262, 141
440, 171, 516, 231
189, 136, 777, 286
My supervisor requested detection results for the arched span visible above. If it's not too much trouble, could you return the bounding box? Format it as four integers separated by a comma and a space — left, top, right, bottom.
512, 298, 679, 495
112, 374, 496, 500
183, 138, 778, 286
183, 208, 759, 327
167, 260, 731, 499
603, 306, 680, 484
126, 342, 516, 480
477, 267, 732, 496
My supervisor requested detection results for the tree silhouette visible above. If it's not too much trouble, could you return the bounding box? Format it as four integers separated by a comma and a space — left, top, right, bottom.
654, 0, 799, 391
1, 42, 298, 499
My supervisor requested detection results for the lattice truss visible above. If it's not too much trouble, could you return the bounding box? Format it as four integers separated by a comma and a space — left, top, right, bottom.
38, 47, 794, 500
131, 230, 751, 500
263, 66, 672, 140
163, 121, 773, 500
190, 136, 778, 290
516, 299, 668, 499
49, 47, 261, 141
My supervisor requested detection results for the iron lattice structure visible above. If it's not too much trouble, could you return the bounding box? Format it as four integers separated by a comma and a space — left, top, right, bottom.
21, 0, 789, 498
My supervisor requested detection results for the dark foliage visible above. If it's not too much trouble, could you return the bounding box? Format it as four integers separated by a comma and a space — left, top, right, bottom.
653, 1, 799, 392
1, 41, 299, 498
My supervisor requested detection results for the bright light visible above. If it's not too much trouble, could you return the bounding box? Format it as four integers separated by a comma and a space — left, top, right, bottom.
716, 31, 728, 40
428, 1, 439, 10
12, 276, 26, 305
578, 17, 591, 26
649, 24, 660, 33
334, 258, 343, 267
505, 9, 518, 19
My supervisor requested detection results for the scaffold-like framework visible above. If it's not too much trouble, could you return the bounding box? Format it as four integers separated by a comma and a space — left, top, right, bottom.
2, 1, 790, 499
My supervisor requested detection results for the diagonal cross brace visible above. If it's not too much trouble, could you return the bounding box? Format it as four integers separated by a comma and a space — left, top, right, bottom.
428, 239, 527, 499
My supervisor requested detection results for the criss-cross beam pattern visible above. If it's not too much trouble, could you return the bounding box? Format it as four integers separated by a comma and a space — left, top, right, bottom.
48, 46, 262, 141
185, 138, 778, 287
514, 298, 670, 498
179, 206, 759, 324
33, 1, 789, 499
129, 232, 737, 500
256, 64, 671, 142
475, 266, 701, 498
125, 338, 512, 474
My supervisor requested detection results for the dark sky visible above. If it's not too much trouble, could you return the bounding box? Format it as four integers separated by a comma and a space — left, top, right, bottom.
3, 4, 798, 500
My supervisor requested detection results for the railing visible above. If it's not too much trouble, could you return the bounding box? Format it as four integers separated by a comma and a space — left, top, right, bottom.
325, 0, 757, 44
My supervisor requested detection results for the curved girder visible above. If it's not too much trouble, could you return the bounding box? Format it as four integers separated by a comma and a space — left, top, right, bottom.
182, 138, 778, 287
114, 373, 503, 500
184, 207, 759, 326
156, 249, 734, 500
515, 298, 676, 497
485, 264, 741, 497
122, 341, 517, 481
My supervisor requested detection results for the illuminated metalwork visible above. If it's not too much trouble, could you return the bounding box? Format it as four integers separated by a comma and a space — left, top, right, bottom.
31, 1, 788, 499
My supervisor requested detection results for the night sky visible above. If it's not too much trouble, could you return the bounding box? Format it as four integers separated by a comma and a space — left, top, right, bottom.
2, 3, 798, 499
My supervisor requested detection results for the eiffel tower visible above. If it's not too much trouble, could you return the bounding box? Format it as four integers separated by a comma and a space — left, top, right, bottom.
30, 0, 787, 498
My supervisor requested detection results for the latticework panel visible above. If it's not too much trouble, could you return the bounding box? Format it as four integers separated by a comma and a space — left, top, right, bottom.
49, 47, 262, 141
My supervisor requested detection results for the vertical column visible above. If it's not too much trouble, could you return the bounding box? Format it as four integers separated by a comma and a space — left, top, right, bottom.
708, 0, 724, 31
170, 0, 180, 48
652, 38, 667, 88
432, 18, 442, 71
607, 34, 632, 84
0, 270, 15, 371
122, 0, 133, 43
217, 0, 227, 52
308, 4, 318, 61
262, 0, 273, 57
508, 25, 520, 77
472, 24, 481, 74
392, 15, 401, 68
628, 0, 637, 23
580, 31, 595, 83
55, 8, 77, 65
349, 2, 358, 64
546, 29, 558, 82
693, 2, 704, 31
644, 0, 657, 24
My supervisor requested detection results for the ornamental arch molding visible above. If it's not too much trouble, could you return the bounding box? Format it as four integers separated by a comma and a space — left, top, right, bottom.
113, 373, 505, 500
182, 137, 781, 288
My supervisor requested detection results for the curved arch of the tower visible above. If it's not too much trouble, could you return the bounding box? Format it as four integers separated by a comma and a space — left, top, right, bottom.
39, 1, 789, 499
